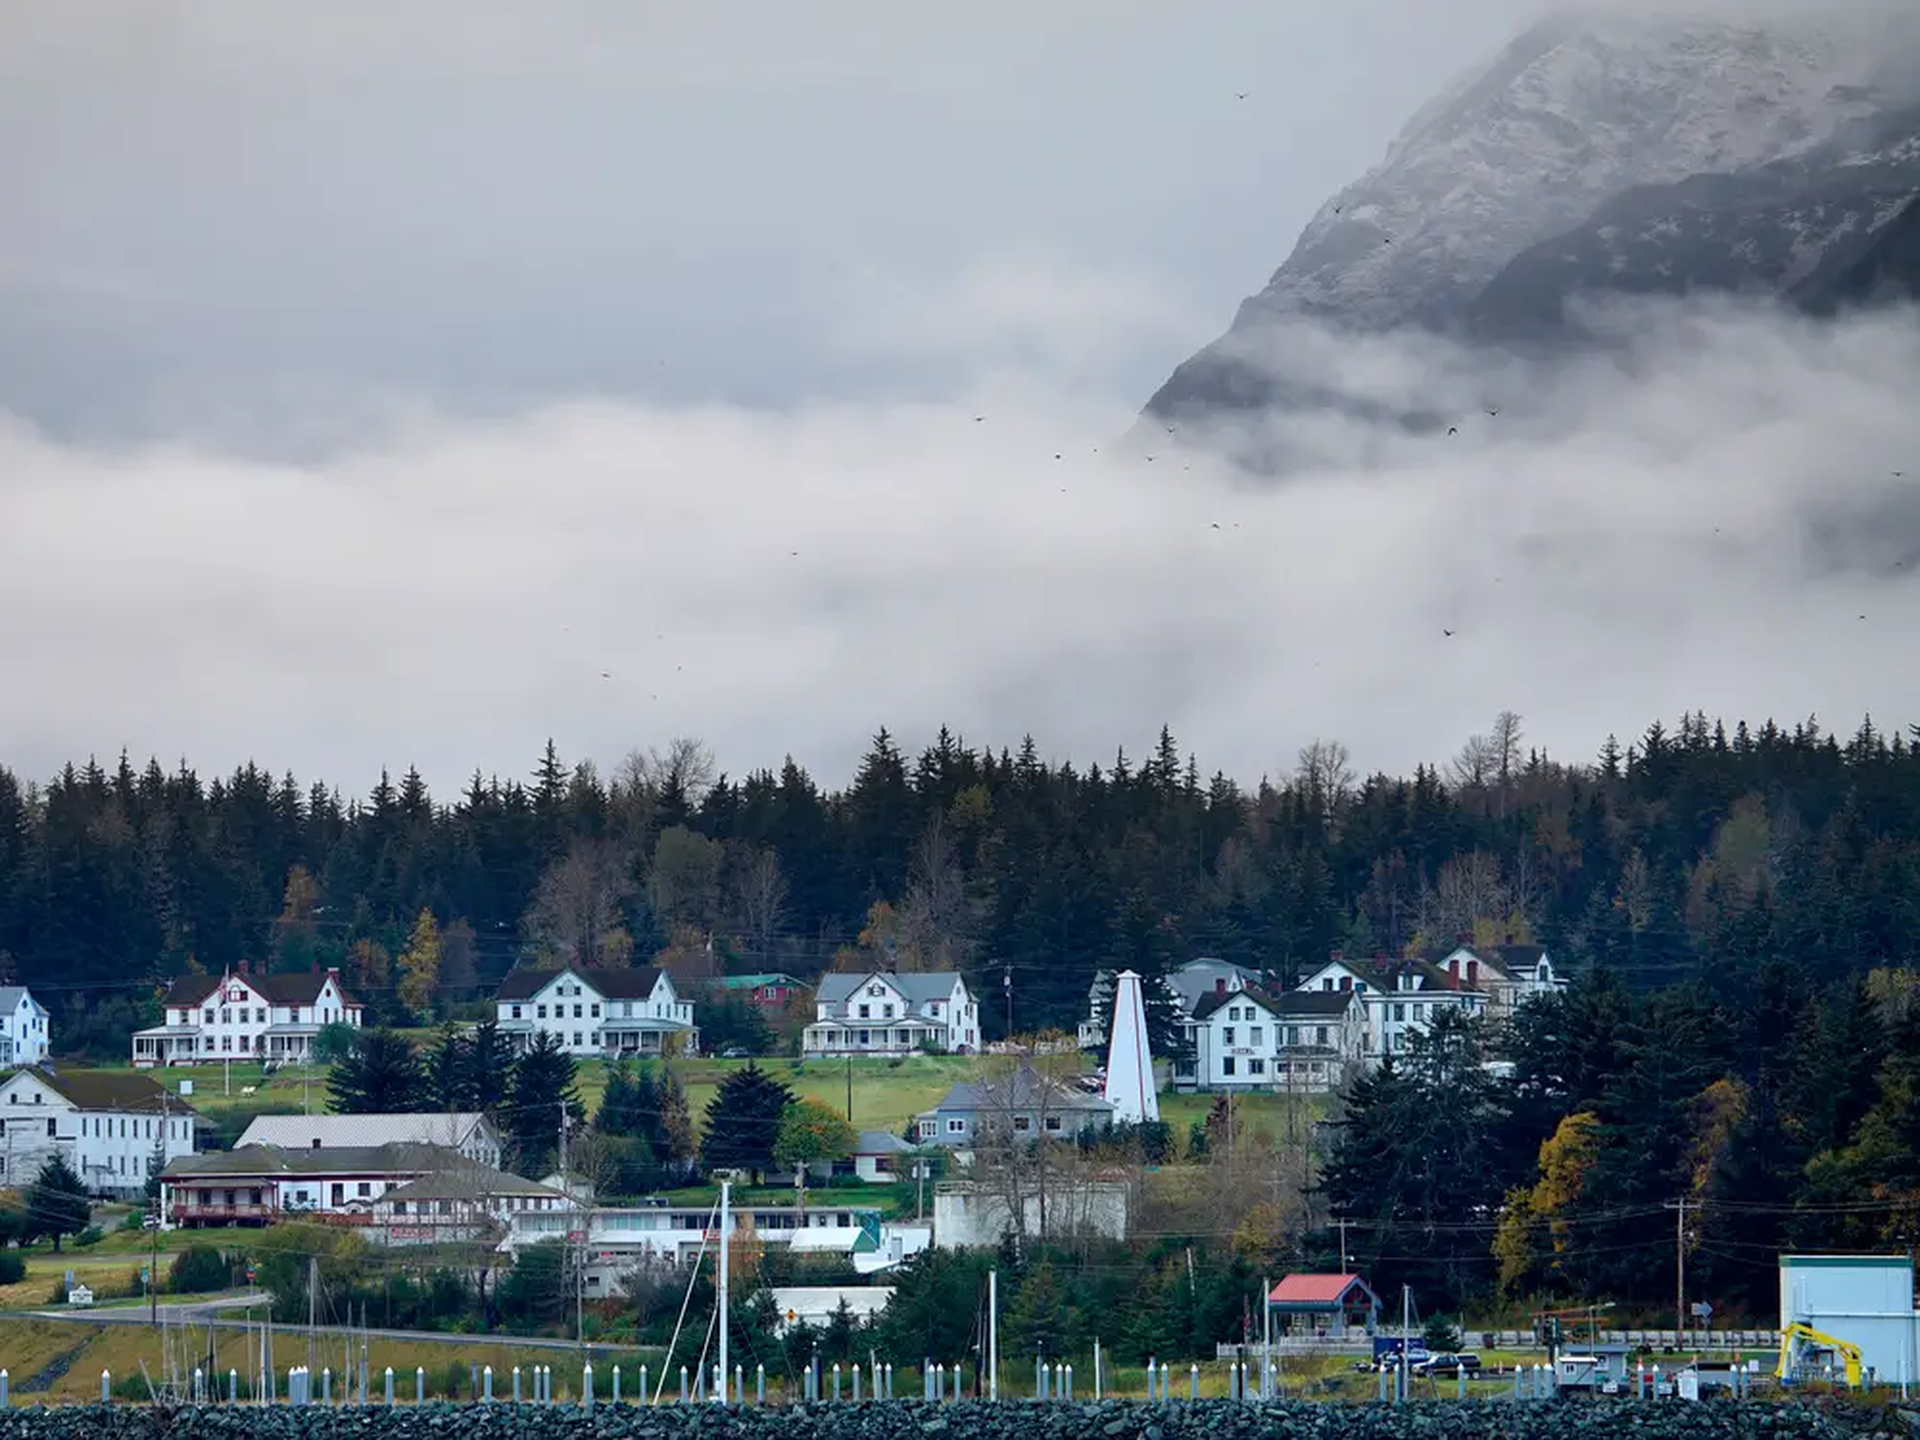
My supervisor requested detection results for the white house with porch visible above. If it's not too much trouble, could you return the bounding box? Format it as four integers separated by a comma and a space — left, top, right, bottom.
803, 971, 978, 1057
493, 965, 697, 1058
132, 966, 361, 1068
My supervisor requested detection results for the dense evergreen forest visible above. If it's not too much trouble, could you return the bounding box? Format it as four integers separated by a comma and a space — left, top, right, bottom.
5, 709, 1920, 1320
1, 711, 1917, 1047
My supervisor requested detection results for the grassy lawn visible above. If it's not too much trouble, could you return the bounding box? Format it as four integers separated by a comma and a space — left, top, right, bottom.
79, 1052, 1323, 1155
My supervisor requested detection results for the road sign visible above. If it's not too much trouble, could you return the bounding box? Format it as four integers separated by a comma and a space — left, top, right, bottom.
1691, 1302, 1713, 1320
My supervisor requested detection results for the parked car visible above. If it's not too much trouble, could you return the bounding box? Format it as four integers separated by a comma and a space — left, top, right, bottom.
1415, 1353, 1482, 1376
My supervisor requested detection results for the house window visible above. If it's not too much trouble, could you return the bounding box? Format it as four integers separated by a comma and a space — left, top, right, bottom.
1223, 1026, 1235, 1045
1392, 1004, 1405, 1022
1316, 1026, 1329, 1045
1250, 1058, 1266, 1076
204, 1009, 214, 1023
572, 1033, 584, 1047
536, 1005, 546, 1019
573, 1004, 583, 1019
590, 1004, 601, 1018
1222, 1058, 1236, 1076
1013, 1117, 1031, 1132
511, 1005, 522, 1019
946, 1119, 965, 1134
357, 1182, 371, 1197
857, 1005, 870, 1020
1044, 1115, 1063, 1132
1250, 1027, 1263, 1046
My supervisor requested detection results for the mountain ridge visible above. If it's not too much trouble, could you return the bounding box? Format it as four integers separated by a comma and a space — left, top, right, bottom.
1143, 11, 1920, 436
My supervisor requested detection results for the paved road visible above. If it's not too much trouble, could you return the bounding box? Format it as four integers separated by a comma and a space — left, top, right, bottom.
10, 1303, 629, 1354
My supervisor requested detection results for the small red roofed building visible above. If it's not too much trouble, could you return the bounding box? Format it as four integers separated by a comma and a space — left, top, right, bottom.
1268, 1272, 1381, 1339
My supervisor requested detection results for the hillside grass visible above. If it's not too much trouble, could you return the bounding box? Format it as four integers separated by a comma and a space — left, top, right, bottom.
80, 1054, 1327, 1152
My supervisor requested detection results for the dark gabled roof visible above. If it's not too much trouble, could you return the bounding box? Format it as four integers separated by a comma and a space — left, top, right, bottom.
6, 1066, 204, 1118
933, 1063, 1114, 1116
162, 1141, 453, 1180
1191, 987, 1282, 1022
496, 965, 664, 1002
1275, 990, 1360, 1018
161, 968, 358, 1009
379, 1163, 563, 1202
163, 974, 221, 1007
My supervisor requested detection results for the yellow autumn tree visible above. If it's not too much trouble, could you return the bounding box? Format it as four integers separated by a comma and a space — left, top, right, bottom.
396, 909, 441, 1018
1492, 1111, 1602, 1297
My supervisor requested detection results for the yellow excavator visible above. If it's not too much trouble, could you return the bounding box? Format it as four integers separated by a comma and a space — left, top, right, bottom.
1776, 1322, 1864, 1388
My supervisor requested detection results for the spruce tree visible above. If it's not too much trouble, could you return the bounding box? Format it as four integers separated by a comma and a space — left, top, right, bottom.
328, 1030, 427, 1114
699, 1062, 794, 1183
27, 1154, 92, 1252
505, 1031, 580, 1176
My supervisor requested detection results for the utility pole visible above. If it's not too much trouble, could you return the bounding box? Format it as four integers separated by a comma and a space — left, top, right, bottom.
1003, 966, 1012, 1041
560, 1100, 582, 1351
307, 1256, 318, 1376
987, 1269, 999, 1401
845, 1054, 852, 1123
1338, 1217, 1349, 1273
718, 1180, 731, 1403
1666, 1197, 1687, 1346
150, 1088, 166, 1327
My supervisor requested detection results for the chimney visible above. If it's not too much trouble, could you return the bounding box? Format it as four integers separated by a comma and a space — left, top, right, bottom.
1467, 959, 1479, 988
1329, 949, 1344, 964
1215, 978, 1227, 999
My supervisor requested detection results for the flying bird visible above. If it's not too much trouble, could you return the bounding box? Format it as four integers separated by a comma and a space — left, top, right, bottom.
1485, 409, 1499, 417
1210, 523, 1221, 530
601, 672, 611, 679
1235, 91, 1249, 100
1447, 426, 1458, 436
1443, 629, 1455, 637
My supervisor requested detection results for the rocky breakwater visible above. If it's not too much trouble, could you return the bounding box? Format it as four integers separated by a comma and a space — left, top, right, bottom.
0, 1398, 1912, 1440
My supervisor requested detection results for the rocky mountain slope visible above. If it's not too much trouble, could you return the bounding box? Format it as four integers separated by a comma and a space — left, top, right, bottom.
1144, 10, 1920, 427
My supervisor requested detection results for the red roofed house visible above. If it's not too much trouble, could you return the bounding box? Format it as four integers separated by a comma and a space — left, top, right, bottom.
1267, 1273, 1381, 1339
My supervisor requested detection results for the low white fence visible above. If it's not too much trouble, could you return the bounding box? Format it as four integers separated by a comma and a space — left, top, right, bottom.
1218, 1330, 1783, 1358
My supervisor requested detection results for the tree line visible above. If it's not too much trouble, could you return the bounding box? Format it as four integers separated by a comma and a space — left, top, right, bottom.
6, 712, 1918, 1058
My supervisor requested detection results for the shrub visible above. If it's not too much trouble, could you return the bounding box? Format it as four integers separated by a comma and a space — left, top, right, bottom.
73, 1226, 105, 1248
168, 1244, 233, 1295
0, 1251, 24, 1284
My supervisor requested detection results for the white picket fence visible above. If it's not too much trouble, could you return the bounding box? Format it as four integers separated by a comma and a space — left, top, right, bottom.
1218, 1330, 1782, 1359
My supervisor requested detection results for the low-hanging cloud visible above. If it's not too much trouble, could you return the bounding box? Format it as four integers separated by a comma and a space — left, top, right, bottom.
3, 256, 1918, 798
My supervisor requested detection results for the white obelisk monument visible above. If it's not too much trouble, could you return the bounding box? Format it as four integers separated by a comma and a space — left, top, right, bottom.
1103, 968, 1159, 1124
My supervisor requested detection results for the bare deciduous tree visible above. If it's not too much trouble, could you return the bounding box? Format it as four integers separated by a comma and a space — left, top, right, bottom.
622, 737, 718, 808
522, 839, 636, 966
896, 813, 978, 972
1491, 711, 1525, 788
727, 844, 790, 963
1294, 738, 1355, 816
1419, 850, 1510, 942
1447, 733, 1498, 792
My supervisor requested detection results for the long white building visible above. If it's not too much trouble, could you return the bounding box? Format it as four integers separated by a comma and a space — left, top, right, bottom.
236, 1112, 504, 1170
0, 1066, 201, 1199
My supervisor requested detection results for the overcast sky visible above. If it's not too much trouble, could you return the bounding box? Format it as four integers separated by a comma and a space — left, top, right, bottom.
3, 0, 1919, 797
